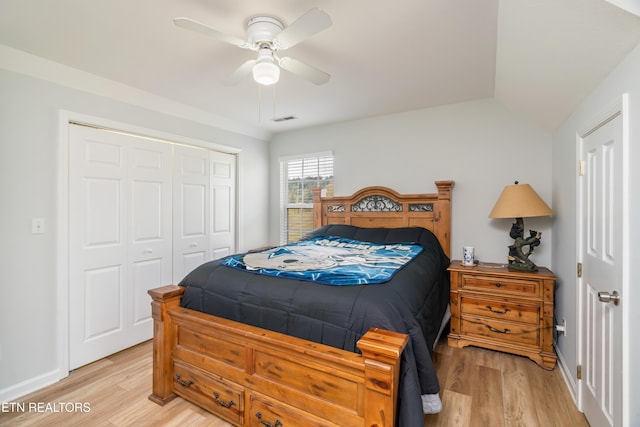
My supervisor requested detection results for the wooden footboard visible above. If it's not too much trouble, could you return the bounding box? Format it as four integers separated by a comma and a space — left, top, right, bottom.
148, 285, 408, 427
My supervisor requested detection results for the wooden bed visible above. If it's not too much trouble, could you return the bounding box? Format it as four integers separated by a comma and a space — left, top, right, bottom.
148, 181, 454, 427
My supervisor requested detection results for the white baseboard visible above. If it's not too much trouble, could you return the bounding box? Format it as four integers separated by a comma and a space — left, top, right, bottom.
0, 369, 66, 403
554, 343, 581, 410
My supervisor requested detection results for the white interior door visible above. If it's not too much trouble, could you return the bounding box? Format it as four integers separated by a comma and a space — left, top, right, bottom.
579, 113, 624, 427
129, 139, 173, 331
69, 125, 172, 369
173, 144, 211, 282
211, 151, 236, 259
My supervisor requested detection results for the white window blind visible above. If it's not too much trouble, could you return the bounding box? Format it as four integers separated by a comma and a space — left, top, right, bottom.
280, 153, 334, 244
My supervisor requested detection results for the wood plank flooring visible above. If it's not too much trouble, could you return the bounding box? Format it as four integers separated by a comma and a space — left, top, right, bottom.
425, 338, 589, 427
0, 336, 588, 426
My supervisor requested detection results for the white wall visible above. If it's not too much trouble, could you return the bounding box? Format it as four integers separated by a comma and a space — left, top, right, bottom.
0, 67, 270, 400
270, 98, 553, 266
552, 40, 640, 425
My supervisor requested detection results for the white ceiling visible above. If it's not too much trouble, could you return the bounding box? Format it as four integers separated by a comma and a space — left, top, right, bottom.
1, 0, 639, 138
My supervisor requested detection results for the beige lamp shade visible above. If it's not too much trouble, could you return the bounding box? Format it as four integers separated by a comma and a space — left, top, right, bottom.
489, 182, 553, 219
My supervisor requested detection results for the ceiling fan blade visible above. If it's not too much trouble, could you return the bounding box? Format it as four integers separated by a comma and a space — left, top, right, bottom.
273, 8, 332, 49
174, 17, 250, 49
224, 59, 256, 86
278, 57, 330, 85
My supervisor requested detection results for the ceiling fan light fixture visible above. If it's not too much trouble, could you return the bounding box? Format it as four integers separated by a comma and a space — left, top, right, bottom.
252, 48, 280, 85
253, 60, 280, 85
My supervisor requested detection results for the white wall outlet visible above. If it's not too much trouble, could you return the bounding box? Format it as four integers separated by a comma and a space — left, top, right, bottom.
556, 318, 567, 336
32, 218, 45, 234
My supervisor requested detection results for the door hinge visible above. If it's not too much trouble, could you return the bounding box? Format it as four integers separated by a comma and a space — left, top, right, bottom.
578, 160, 585, 176
577, 365, 582, 380
577, 262, 582, 278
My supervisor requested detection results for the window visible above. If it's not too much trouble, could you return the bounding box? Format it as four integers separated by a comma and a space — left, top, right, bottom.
280, 152, 334, 244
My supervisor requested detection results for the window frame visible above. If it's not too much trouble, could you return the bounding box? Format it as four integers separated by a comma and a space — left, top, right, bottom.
279, 151, 334, 244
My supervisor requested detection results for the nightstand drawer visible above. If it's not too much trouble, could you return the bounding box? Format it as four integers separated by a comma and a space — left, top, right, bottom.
460, 296, 540, 324
460, 274, 539, 297
460, 316, 540, 347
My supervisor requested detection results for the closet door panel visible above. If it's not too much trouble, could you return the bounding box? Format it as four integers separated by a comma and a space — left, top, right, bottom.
69, 126, 129, 370
129, 139, 172, 327
211, 151, 236, 259
173, 145, 211, 282
69, 126, 172, 369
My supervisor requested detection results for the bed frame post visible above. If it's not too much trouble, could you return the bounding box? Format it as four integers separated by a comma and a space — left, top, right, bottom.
147, 285, 185, 406
357, 328, 409, 427
312, 187, 322, 228
434, 180, 454, 258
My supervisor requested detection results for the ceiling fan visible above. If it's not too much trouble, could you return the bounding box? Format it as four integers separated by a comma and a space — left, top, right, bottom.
174, 8, 332, 86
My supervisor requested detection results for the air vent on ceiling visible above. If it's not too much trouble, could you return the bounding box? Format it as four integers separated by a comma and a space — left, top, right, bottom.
273, 115, 297, 122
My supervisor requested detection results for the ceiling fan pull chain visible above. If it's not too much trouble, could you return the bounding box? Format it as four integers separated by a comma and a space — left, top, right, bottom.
272, 84, 277, 122
258, 84, 262, 123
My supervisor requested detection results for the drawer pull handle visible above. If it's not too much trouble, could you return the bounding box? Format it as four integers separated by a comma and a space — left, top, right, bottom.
486, 305, 510, 315
175, 374, 193, 388
256, 412, 283, 427
213, 392, 235, 408
486, 325, 510, 334
493, 282, 504, 288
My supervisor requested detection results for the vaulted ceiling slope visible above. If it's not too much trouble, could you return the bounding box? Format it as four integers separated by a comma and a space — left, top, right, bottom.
1, 0, 639, 138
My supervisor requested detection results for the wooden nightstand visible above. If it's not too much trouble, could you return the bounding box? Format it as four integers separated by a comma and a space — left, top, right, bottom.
447, 260, 557, 369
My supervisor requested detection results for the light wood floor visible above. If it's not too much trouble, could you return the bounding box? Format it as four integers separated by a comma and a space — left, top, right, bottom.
425, 338, 589, 427
0, 336, 589, 427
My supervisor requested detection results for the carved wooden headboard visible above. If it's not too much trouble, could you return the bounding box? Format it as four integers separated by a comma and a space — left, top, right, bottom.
312, 181, 454, 257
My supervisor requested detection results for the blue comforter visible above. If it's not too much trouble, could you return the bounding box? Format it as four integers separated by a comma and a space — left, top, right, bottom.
222, 235, 423, 285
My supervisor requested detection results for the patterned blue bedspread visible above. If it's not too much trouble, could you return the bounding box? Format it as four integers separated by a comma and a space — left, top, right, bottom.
222, 236, 423, 285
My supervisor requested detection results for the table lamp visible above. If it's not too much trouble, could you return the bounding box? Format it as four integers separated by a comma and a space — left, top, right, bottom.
489, 181, 553, 271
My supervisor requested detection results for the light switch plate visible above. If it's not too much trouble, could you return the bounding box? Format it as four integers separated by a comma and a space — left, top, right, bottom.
32, 218, 45, 234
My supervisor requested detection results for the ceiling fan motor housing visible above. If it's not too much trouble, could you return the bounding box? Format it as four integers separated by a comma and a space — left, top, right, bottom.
246, 16, 284, 46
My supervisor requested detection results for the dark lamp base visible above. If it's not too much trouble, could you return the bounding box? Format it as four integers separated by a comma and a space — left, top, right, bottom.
506, 217, 542, 273
507, 258, 538, 272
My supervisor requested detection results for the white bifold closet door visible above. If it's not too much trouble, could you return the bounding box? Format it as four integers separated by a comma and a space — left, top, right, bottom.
69, 125, 235, 370
210, 149, 236, 261
69, 125, 172, 369
172, 145, 236, 282
172, 144, 210, 282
